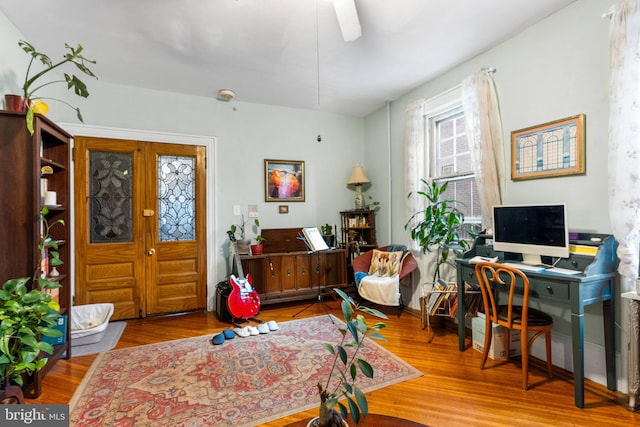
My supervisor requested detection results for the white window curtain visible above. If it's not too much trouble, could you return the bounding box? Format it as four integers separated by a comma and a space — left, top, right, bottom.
608, 0, 640, 292
404, 99, 426, 251
461, 69, 505, 229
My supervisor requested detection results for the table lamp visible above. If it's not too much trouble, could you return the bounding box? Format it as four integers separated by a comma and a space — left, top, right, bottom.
346, 165, 370, 210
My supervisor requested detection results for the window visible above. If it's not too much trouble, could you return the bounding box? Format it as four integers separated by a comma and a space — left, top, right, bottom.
424, 94, 482, 237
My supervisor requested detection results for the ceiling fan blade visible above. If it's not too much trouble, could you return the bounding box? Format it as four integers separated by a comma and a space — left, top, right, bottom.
332, 0, 362, 42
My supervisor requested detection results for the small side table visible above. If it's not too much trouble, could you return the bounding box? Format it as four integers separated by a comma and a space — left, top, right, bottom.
622, 291, 640, 412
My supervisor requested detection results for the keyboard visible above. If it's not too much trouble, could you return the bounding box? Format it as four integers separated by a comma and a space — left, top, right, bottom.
545, 267, 582, 275
501, 262, 545, 272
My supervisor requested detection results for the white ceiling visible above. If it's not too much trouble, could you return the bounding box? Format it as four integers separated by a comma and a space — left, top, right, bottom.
0, 0, 575, 117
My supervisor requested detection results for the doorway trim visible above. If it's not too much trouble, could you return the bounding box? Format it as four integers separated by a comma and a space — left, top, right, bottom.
62, 123, 217, 311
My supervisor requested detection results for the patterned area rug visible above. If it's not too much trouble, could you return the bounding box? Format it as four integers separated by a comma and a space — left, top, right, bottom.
69, 315, 422, 427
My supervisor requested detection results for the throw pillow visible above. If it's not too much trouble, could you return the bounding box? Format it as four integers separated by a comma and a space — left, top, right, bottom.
368, 249, 403, 277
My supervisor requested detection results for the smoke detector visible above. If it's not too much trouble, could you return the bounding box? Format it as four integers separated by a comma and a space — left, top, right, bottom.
217, 89, 235, 101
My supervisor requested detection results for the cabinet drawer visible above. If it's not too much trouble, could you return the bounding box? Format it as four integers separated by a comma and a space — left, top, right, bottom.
529, 279, 569, 302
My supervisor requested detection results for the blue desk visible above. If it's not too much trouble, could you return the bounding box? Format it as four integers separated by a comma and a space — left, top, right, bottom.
455, 234, 617, 408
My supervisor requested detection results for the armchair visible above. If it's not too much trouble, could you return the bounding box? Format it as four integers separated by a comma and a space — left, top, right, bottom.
352, 245, 418, 312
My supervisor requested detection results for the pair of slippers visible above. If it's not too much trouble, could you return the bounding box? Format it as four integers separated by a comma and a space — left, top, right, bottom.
211, 329, 235, 345
211, 320, 279, 345
234, 320, 280, 338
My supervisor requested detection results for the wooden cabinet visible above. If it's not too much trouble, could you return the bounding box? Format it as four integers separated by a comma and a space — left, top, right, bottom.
240, 249, 347, 304
0, 111, 71, 397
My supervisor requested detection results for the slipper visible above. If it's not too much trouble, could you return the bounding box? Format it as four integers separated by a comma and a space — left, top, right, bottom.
223, 329, 235, 339
234, 326, 250, 338
247, 326, 260, 336
257, 323, 269, 334
267, 320, 279, 331
211, 333, 225, 345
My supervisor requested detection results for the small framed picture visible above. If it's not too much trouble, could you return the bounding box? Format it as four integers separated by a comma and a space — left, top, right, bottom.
264, 159, 305, 202
279, 205, 289, 214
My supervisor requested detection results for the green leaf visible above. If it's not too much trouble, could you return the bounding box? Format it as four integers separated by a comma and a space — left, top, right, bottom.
354, 386, 368, 417
337, 345, 347, 366
347, 396, 360, 424
357, 359, 374, 378
321, 343, 335, 354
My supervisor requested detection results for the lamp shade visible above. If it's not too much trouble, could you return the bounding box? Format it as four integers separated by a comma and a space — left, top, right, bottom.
346, 165, 370, 185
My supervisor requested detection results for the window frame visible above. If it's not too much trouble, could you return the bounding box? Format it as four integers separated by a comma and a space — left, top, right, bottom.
423, 88, 482, 234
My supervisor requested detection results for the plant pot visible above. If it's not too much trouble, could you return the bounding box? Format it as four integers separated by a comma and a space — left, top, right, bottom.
306, 416, 348, 427
4, 94, 28, 112
250, 244, 263, 255
237, 239, 251, 255
321, 234, 335, 247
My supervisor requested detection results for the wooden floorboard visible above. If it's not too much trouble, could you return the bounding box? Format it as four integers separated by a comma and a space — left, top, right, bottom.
31, 300, 639, 426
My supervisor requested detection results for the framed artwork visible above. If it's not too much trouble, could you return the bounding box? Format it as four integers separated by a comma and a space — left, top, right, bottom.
511, 114, 586, 181
278, 205, 289, 214
264, 159, 305, 202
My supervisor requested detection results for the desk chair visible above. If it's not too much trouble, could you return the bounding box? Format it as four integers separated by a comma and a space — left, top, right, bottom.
474, 262, 553, 389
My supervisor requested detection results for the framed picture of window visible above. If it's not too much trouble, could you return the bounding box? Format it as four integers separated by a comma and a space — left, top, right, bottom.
511, 114, 586, 181
264, 159, 305, 202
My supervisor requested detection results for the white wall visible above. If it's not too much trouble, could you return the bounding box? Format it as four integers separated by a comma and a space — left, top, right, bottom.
365, 0, 623, 388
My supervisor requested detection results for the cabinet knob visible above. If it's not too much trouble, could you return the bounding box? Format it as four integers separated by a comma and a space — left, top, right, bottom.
287, 269, 291, 276
546, 286, 554, 295
148, 248, 156, 255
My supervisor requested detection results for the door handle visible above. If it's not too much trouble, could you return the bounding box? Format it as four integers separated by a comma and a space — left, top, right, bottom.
148, 248, 156, 255
143, 209, 155, 217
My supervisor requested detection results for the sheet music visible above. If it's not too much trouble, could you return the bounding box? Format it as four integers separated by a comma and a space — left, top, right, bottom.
301, 227, 329, 251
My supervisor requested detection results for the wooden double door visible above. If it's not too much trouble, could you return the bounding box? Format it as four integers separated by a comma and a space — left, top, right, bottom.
74, 137, 207, 320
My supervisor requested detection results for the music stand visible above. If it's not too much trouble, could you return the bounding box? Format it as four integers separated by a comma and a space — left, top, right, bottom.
292, 231, 334, 319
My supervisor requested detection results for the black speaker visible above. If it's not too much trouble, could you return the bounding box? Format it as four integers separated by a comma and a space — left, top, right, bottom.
215, 280, 232, 322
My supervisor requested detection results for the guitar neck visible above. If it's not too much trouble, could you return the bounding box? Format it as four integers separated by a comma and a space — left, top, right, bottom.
233, 242, 246, 280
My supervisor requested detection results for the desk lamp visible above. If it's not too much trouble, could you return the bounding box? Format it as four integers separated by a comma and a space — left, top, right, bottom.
346, 165, 370, 210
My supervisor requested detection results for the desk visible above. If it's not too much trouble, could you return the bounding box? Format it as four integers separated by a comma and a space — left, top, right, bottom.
455, 234, 617, 408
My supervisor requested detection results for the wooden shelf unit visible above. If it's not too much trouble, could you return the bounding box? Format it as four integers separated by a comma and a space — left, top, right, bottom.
0, 111, 72, 398
340, 209, 377, 280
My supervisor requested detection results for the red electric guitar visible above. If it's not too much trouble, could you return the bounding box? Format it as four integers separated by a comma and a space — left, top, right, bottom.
226, 231, 261, 320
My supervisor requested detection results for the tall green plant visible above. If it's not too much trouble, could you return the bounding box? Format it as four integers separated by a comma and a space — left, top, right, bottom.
317, 288, 387, 426
19, 40, 97, 134
0, 208, 64, 388
405, 179, 474, 283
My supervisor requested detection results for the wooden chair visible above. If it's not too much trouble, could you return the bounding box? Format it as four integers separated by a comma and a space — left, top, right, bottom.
474, 262, 553, 389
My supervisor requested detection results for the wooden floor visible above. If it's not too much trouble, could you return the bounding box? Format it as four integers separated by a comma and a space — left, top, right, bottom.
32, 300, 639, 426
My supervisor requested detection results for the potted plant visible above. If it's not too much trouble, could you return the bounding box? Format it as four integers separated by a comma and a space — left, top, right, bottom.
0, 208, 64, 404
320, 223, 335, 247
311, 288, 387, 427
250, 235, 265, 256
230, 215, 260, 254
5, 40, 97, 135
366, 196, 380, 212
404, 179, 475, 283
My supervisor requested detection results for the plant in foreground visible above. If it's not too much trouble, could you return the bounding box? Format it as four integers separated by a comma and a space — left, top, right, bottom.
317, 288, 387, 426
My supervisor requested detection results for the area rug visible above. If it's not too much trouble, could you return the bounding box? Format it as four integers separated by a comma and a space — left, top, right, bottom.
71, 321, 127, 357
69, 314, 422, 427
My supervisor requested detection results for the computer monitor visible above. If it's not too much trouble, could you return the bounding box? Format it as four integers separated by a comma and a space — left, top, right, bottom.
492, 203, 569, 265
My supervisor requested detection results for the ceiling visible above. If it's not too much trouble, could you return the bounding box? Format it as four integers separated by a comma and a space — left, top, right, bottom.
0, 0, 575, 117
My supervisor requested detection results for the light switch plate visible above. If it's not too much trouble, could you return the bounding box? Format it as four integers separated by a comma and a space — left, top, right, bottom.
233, 205, 241, 216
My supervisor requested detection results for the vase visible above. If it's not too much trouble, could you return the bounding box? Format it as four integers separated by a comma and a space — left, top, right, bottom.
237, 239, 251, 255
4, 94, 28, 112
306, 416, 348, 427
